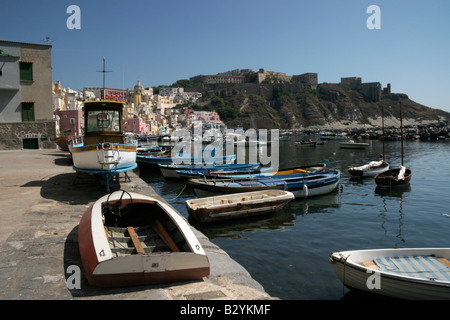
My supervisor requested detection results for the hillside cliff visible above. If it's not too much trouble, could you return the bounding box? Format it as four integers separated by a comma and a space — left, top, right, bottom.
192, 83, 450, 130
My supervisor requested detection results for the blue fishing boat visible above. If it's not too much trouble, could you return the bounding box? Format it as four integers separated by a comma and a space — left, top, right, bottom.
159, 162, 261, 180
188, 169, 341, 198
137, 153, 236, 168
177, 163, 326, 180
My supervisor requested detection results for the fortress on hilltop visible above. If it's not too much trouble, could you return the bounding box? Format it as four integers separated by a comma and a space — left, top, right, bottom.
189, 68, 389, 103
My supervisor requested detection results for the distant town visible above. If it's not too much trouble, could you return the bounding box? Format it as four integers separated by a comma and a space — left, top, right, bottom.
0, 39, 447, 150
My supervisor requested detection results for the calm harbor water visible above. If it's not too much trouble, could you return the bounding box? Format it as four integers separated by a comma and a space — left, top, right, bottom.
139, 137, 450, 300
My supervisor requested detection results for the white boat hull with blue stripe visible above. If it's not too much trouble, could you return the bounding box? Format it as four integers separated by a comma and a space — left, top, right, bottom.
330, 248, 450, 299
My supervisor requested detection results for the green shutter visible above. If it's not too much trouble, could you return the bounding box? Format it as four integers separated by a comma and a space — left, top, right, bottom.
21, 103, 35, 121
19, 62, 33, 81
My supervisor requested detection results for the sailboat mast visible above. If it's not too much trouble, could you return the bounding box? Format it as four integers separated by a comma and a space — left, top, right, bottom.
400, 101, 404, 166
381, 105, 385, 161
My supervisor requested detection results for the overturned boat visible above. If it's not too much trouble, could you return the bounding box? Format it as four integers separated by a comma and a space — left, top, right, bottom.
78, 190, 210, 287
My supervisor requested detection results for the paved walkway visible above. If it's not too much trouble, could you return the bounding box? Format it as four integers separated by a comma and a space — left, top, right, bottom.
0, 149, 274, 300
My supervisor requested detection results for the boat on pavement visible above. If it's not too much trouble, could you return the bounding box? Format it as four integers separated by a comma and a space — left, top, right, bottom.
68, 101, 137, 191
78, 190, 210, 287
185, 190, 295, 223
329, 247, 450, 300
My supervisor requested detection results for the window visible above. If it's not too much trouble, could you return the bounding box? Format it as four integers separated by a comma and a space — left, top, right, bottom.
86, 110, 121, 133
21, 102, 35, 121
19, 62, 33, 81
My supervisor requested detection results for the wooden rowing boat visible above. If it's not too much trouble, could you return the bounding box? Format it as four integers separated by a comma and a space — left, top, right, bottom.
374, 165, 412, 187
185, 190, 295, 223
78, 190, 210, 287
330, 248, 450, 299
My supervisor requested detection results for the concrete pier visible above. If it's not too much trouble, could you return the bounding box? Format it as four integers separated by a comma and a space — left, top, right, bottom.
0, 149, 274, 300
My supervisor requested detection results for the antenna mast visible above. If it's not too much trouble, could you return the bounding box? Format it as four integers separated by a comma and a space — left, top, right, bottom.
96, 58, 112, 99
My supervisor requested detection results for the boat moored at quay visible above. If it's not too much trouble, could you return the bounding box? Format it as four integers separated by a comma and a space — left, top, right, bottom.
69, 101, 137, 191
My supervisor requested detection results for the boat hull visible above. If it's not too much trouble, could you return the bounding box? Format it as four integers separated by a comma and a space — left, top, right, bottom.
375, 167, 412, 188
339, 142, 369, 149
330, 248, 450, 300
190, 170, 341, 199
159, 162, 260, 180
70, 143, 137, 171
190, 179, 287, 198
186, 190, 295, 223
78, 191, 210, 287
348, 161, 390, 177
137, 154, 236, 167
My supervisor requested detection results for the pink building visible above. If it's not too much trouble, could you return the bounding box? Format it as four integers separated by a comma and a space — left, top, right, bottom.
192, 111, 221, 123
55, 109, 83, 136
124, 117, 149, 135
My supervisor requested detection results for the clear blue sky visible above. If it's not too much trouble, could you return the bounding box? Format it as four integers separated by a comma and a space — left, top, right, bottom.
1, 0, 449, 112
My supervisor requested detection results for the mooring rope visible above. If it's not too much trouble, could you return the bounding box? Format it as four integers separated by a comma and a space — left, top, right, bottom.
168, 181, 189, 200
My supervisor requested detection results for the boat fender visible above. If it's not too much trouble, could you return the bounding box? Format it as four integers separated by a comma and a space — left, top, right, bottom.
303, 184, 308, 198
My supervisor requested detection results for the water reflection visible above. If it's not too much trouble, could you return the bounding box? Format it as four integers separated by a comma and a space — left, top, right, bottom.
287, 189, 341, 216
375, 185, 411, 247
189, 207, 295, 240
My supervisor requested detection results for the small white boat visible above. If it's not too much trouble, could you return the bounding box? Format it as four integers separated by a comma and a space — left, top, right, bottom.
185, 190, 295, 223
78, 191, 210, 287
329, 248, 450, 299
339, 140, 369, 149
348, 160, 390, 177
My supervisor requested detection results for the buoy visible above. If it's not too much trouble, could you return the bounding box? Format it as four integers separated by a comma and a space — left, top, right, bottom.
303, 183, 308, 198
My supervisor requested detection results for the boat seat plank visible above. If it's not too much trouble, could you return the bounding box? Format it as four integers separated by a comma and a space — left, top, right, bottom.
127, 226, 146, 255
438, 258, 450, 267
151, 220, 180, 252
363, 261, 379, 270
374, 255, 450, 282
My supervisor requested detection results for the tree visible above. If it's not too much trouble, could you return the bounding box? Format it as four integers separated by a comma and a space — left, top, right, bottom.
217, 106, 238, 121
211, 96, 225, 108
172, 79, 194, 88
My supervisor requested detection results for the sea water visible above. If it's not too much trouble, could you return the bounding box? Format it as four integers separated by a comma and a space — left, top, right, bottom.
140, 138, 450, 299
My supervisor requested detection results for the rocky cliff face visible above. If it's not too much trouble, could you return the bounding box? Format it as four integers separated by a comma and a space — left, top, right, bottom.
203, 83, 450, 130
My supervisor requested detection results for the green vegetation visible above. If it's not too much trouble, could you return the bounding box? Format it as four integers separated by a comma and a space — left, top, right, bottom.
217, 106, 238, 121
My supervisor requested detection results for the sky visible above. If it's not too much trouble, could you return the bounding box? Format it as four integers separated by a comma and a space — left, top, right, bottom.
1, 0, 449, 112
